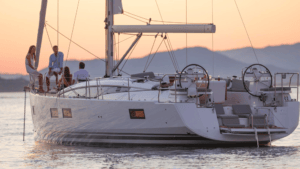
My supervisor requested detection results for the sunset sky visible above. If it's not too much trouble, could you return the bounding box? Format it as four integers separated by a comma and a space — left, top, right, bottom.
0, 0, 300, 74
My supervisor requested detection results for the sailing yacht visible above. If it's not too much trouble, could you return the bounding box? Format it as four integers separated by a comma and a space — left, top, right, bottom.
28, 0, 299, 146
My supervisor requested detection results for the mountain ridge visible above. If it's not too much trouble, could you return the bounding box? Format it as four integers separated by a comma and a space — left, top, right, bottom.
0, 43, 299, 88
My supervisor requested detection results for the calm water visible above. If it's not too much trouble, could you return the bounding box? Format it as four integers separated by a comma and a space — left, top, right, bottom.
0, 92, 299, 169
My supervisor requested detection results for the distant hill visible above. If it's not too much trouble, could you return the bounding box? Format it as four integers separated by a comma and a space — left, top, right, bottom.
34, 46, 295, 78
30, 47, 292, 77
0, 77, 29, 92
217, 43, 300, 71
1, 43, 299, 92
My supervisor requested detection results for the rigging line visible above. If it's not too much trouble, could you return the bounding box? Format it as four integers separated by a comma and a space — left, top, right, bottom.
118, 33, 120, 74
112, 36, 131, 76
212, 0, 214, 78
120, 69, 131, 76
163, 38, 176, 70
57, 0, 59, 47
234, 0, 259, 64
155, 0, 179, 71
145, 38, 164, 71
45, 23, 132, 76
44, 24, 53, 49
144, 35, 158, 72
113, 34, 117, 68
123, 13, 147, 24
165, 35, 179, 71
120, 38, 141, 71
118, 34, 120, 62
186, 0, 188, 66
65, 0, 80, 66
113, 35, 136, 45
123, 11, 148, 20
212, 0, 214, 23
124, 11, 207, 24
46, 23, 104, 61
113, 34, 122, 75
155, 0, 164, 23
120, 35, 142, 71
163, 38, 178, 72
166, 34, 179, 70
212, 0, 215, 102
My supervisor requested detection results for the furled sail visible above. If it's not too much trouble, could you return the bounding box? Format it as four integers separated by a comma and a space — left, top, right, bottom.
113, 0, 123, 15
35, 0, 48, 69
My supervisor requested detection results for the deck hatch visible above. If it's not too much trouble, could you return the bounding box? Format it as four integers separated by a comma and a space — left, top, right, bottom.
62, 108, 72, 118
129, 109, 145, 119
50, 108, 59, 118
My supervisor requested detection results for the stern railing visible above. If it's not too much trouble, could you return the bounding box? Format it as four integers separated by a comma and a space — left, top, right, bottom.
274, 73, 299, 102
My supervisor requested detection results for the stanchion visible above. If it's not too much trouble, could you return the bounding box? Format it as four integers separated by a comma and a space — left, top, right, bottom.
23, 86, 29, 141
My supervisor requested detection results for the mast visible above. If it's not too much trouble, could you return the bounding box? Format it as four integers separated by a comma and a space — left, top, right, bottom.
35, 0, 48, 69
105, 0, 114, 77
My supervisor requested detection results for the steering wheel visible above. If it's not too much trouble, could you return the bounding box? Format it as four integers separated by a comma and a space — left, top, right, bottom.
178, 64, 209, 89
242, 64, 272, 97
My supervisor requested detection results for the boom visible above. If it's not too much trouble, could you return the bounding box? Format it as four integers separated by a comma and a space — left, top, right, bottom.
112, 24, 216, 33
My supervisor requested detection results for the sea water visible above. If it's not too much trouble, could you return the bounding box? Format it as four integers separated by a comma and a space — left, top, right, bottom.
0, 92, 299, 169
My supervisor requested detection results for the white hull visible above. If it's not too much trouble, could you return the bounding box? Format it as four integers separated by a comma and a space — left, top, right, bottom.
29, 91, 299, 146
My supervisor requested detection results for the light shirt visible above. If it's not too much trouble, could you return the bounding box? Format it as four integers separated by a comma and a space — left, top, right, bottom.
48, 52, 64, 69
74, 69, 90, 81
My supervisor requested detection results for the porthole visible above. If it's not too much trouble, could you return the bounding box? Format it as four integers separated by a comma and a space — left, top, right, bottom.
62, 108, 72, 118
50, 108, 59, 118
129, 109, 145, 119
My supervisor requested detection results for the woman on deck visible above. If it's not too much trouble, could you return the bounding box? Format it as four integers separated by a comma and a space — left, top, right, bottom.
25, 45, 44, 93
58, 66, 75, 90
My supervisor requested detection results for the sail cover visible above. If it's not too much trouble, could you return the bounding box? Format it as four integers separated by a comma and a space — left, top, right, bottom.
113, 0, 123, 15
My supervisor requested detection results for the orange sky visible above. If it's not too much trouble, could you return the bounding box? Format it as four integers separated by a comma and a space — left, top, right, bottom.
0, 0, 300, 74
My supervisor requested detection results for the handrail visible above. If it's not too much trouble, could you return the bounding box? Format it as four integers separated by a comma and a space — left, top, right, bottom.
88, 78, 91, 99
158, 73, 210, 106
196, 76, 209, 107
175, 76, 177, 103
128, 78, 130, 100
95, 77, 132, 100
85, 79, 88, 98
32, 73, 212, 105
158, 74, 179, 103
95, 77, 104, 100
96, 79, 99, 100
274, 73, 299, 103
289, 74, 295, 88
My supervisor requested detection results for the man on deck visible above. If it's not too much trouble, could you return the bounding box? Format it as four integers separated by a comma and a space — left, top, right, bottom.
74, 62, 90, 83
46, 45, 64, 92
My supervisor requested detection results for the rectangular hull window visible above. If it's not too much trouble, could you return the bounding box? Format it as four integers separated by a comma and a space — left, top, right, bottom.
62, 108, 72, 118
129, 109, 145, 119
50, 108, 59, 118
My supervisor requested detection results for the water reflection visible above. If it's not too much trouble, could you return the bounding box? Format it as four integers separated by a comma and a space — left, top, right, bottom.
24, 141, 300, 168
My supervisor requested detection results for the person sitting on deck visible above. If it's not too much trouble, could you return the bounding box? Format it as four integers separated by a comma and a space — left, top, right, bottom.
58, 66, 75, 90
25, 45, 45, 93
46, 46, 64, 92
74, 62, 90, 83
